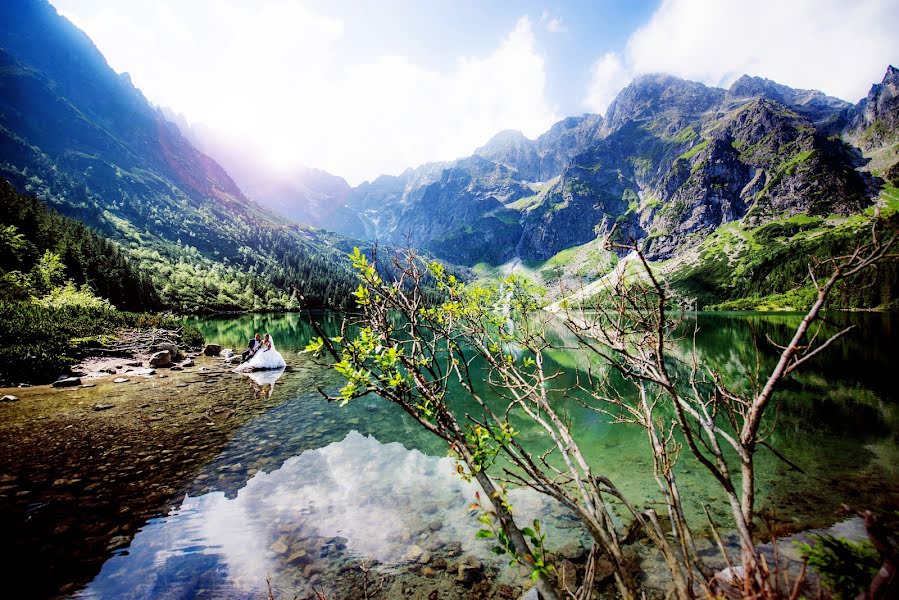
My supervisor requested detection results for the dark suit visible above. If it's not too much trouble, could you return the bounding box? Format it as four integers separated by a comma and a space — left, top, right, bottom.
242, 338, 260, 362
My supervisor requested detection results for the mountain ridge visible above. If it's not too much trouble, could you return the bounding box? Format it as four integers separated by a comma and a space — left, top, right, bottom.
321, 66, 897, 274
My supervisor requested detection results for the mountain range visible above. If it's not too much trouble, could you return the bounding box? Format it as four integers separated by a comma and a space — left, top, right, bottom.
1, 0, 897, 311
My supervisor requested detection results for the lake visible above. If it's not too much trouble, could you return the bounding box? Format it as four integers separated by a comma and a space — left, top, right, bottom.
0, 311, 896, 599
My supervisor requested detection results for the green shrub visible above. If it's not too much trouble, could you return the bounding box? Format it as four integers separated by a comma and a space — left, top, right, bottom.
796, 534, 880, 599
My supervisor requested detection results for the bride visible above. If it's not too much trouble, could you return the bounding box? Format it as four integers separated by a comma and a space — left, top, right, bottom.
234, 333, 286, 371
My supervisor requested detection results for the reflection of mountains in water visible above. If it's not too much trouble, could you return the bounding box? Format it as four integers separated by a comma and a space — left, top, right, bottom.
77, 432, 564, 599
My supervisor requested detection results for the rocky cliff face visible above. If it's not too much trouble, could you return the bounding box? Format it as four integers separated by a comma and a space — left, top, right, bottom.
850, 65, 899, 149
339, 68, 896, 266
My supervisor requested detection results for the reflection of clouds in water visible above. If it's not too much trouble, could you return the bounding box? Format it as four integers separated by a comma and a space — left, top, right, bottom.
79, 432, 556, 599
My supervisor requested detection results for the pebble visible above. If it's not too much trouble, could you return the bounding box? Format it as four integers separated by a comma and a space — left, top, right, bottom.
406, 544, 423, 561
93, 403, 115, 411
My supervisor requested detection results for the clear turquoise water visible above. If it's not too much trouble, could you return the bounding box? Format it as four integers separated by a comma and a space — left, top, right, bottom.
74, 311, 898, 598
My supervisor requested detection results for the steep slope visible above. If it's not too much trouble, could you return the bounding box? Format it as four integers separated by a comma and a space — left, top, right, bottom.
0, 0, 357, 310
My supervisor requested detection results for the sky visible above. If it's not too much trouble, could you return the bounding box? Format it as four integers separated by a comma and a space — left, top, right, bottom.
52, 0, 899, 185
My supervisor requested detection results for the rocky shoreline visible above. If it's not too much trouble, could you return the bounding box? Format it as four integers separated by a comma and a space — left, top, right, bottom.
0, 354, 291, 598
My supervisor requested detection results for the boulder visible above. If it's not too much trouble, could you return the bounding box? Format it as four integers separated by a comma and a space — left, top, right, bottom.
1, 395, 19, 403
149, 351, 172, 368
151, 342, 181, 360
203, 344, 222, 357
52, 377, 81, 388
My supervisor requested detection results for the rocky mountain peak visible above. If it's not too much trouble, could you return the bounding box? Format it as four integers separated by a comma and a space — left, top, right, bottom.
474, 129, 530, 158
725, 74, 850, 129
852, 64, 899, 149
603, 73, 725, 132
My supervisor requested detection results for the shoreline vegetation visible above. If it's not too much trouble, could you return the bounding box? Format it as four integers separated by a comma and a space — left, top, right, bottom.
2, 172, 897, 385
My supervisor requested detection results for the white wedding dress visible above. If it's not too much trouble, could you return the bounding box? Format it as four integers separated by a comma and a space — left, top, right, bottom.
235, 338, 286, 371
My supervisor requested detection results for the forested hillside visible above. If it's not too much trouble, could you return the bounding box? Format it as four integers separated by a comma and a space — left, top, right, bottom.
0, 0, 359, 312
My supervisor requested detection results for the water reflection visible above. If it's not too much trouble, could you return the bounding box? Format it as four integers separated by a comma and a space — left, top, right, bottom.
242, 368, 285, 400
77, 432, 562, 599
61, 310, 895, 597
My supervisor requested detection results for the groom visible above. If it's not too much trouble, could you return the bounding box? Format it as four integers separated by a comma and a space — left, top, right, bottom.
242, 333, 262, 363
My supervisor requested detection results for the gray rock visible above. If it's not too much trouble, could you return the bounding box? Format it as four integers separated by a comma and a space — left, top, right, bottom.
519, 588, 541, 600
93, 403, 115, 411
52, 377, 81, 388
112, 378, 130, 384
149, 351, 172, 367
203, 344, 222, 357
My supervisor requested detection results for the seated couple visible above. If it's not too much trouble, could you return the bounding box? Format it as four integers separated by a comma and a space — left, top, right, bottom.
236, 332, 286, 371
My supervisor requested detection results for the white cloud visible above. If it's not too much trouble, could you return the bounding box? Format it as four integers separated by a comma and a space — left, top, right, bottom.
54, 1, 558, 185
583, 0, 899, 114
540, 10, 567, 34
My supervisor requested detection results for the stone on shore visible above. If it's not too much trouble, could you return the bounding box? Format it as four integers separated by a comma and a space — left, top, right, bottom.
52, 377, 81, 388
1, 395, 19, 403
203, 344, 222, 357
149, 351, 172, 368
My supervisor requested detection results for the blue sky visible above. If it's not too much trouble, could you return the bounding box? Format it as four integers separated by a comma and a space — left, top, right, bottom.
52, 0, 898, 184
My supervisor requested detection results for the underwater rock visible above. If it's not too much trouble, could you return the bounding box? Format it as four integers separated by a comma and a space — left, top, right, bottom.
270, 538, 289, 554
557, 541, 587, 561
558, 559, 578, 594
406, 544, 424, 561
427, 520, 443, 532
